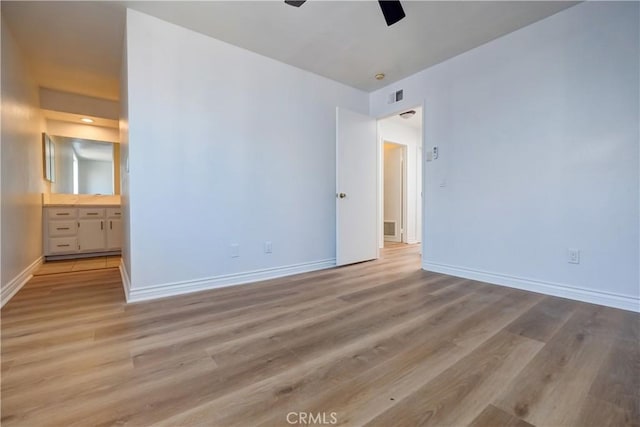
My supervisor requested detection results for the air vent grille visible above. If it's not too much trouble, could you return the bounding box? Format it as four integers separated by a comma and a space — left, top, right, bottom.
387, 89, 404, 104
384, 221, 396, 236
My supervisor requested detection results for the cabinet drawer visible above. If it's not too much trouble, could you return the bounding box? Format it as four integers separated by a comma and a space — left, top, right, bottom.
48, 220, 77, 237
48, 237, 77, 254
79, 208, 105, 219
107, 208, 122, 218
47, 208, 77, 219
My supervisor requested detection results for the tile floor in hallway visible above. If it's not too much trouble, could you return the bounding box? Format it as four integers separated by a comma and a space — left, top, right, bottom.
34, 256, 121, 275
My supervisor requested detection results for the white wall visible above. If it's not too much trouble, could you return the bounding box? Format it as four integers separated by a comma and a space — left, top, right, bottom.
383, 143, 403, 242
123, 9, 368, 298
77, 158, 113, 195
379, 116, 422, 245
370, 1, 639, 310
1, 19, 46, 306
119, 26, 131, 286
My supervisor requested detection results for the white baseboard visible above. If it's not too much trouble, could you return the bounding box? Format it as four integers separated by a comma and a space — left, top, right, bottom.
1, 256, 43, 308
119, 259, 131, 302
126, 258, 337, 303
423, 261, 639, 313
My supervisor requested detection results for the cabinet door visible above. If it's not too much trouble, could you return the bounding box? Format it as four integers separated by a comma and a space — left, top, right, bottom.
107, 218, 122, 250
78, 219, 106, 252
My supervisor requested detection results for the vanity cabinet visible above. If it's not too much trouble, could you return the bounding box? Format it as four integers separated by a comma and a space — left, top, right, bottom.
44, 206, 122, 259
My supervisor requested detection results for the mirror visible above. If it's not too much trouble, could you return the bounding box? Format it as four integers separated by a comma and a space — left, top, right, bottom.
47, 135, 119, 195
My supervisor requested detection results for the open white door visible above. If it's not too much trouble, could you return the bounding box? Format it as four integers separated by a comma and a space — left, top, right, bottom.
336, 107, 378, 266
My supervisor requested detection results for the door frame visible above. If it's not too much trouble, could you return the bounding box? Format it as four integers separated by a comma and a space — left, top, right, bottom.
376, 101, 425, 253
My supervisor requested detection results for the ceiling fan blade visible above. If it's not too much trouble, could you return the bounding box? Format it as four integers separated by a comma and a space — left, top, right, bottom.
285, 0, 306, 7
378, 0, 405, 26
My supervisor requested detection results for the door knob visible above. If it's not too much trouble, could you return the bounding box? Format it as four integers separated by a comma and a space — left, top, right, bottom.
337, 192, 347, 199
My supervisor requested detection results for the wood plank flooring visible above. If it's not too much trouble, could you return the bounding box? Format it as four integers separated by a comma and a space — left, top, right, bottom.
1, 244, 638, 426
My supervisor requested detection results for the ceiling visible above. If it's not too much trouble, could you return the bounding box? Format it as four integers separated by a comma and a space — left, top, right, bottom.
2, 1, 578, 100
1, 1, 125, 100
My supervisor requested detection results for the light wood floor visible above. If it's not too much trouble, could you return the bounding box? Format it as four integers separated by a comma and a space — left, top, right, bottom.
1, 244, 638, 426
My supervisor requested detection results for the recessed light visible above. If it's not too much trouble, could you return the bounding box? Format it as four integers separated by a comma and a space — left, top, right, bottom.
81, 118, 94, 123
375, 73, 385, 80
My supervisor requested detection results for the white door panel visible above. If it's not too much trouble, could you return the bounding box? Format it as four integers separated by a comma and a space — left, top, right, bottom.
336, 108, 378, 266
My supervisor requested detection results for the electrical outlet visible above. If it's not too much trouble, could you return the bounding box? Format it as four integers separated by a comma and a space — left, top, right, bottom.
568, 248, 580, 264
230, 243, 240, 258
264, 241, 273, 254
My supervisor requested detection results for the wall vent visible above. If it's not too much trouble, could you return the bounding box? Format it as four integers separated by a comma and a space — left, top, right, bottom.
384, 221, 397, 236
387, 89, 404, 104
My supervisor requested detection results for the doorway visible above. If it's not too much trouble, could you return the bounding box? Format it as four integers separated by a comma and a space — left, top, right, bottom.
335, 104, 423, 267
378, 106, 423, 250
383, 142, 407, 243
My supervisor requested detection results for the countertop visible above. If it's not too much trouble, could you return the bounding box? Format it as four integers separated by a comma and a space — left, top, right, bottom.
42, 193, 121, 206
